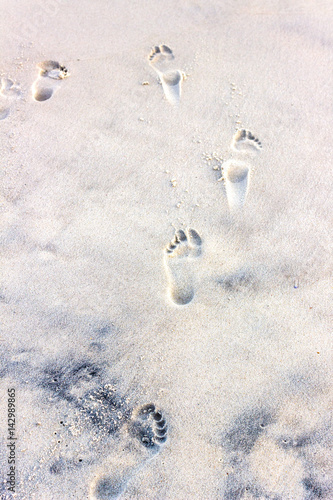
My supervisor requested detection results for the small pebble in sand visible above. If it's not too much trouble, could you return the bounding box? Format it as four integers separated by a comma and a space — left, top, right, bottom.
171, 178, 177, 187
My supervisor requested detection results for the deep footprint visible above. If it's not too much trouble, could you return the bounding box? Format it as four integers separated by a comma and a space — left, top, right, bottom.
222, 159, 251, 212
32, 60, 69, 102
164, 228, 202, 305
148, 45, 183, 106
0, 78, 22, 120
231, 129, 262, 153
89, 404, 168, 500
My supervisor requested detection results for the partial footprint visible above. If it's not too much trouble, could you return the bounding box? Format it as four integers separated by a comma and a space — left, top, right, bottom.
148, 45, 183, 106
89, 404, 168, 500
129, 403, 168, 449
164, 228, 202, 305
89, 473, 126, 500
148, 45, 175, 70
222, 159, 251, 212
0, 78, 22, 120
231, 129, 262, 154
32, 61, 69, 102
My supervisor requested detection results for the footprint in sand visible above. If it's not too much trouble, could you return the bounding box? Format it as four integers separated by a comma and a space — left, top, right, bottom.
148, 45, 184, 106
222, 159, 251, 212
32, 60, 69, 102
129, 403, 168, 447
164, 228, 202, 305
0, 78, 22, 120
89, 404, 168, 500
221, 130, 262, 212
231, 128, 262, 154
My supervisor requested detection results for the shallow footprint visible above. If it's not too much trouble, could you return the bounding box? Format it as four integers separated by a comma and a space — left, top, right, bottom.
0, 78, 22, 120
148, 45, 183, 106
164, 228, 202, 305
129, 403, 168, 449
89, 404, 168, 500
89, 474, 126, 500
222, 159, 251, 212
148, 45, 175, 70
32, 60, 69, 102
231, 129, 262, 154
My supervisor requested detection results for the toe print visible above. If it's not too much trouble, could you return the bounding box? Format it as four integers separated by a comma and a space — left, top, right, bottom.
89, 403, 168, 499
148, 45, 183, 106
231, 129, 262, 153
165, 229, 188, 255
32, 60, 69, 102
164, 228, 202, 305
130, 404, 168, 449
148, 45, 175, 69
152, 410, 168, 444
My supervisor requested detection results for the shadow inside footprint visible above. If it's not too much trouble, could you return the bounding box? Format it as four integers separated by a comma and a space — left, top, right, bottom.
34, 87, 54, 102
0, 78, 21, 119
160, 70, 183, 105
0, 105, 10, 120
222, 159, 251, 212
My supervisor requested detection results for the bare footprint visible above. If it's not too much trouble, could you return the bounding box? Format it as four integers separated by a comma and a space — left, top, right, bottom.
222, 159, 251, 212
89, 404, 168, 500
148, 45, 184, 106
129, 403, 168, 448
0, 78, 22, 120
231, 129, 262, 154
32, 61, 69, 102
164, 228, 202, 305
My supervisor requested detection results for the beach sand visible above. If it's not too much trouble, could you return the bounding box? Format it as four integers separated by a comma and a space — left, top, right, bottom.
0, 0, 332, 498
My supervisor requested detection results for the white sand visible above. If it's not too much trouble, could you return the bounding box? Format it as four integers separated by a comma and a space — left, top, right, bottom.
0, 0, 332, 498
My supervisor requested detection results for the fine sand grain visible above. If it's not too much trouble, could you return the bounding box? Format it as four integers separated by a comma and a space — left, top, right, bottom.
0, 0, 332, 499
